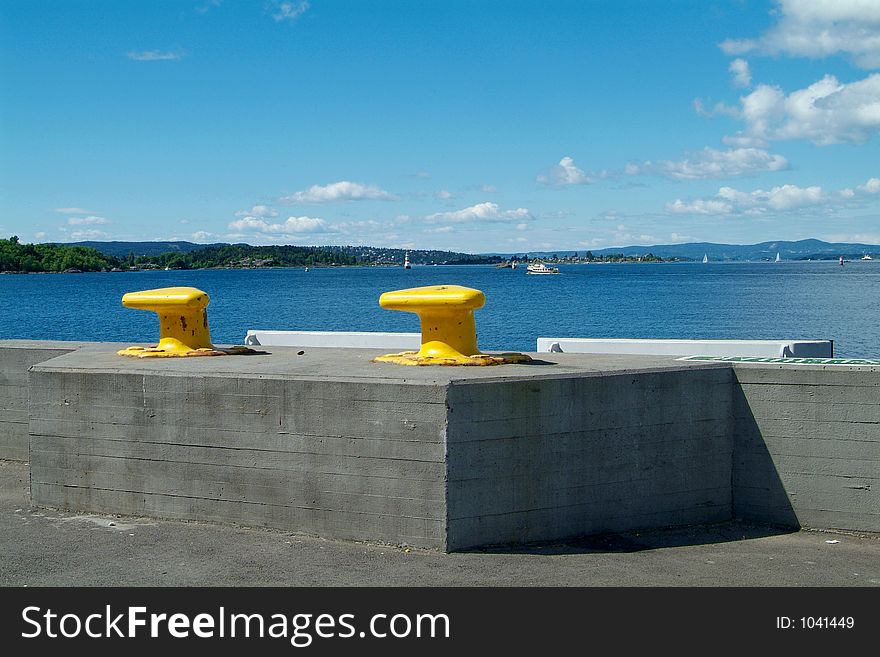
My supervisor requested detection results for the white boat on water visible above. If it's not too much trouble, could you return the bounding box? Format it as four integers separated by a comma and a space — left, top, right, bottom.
775, 252, 781, 262
702, 254, 708, 263
862, 254, 873, 261
527, 262, 560, 275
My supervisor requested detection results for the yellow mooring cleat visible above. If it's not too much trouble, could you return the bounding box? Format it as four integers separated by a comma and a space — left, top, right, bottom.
117, 286, 253, 358
373, 285, 531, 366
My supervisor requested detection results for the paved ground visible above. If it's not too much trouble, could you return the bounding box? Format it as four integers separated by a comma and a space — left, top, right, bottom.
1, 460, 877, 587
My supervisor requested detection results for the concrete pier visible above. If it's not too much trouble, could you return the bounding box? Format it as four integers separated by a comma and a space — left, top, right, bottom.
0, 339, 876, 550
0, 341, 99, 462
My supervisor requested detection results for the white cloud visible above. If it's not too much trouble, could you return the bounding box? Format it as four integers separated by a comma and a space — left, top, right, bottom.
127, 50, 182, 62
35, 231, 47, 240
668, 185, 826, 215
270, 1, 310, 22
640, 147, 789, 180
54, 207, 92, 214
723, 74, 880, 145
191, 231, 215, 241
424, 202, 532, 224
339, 219, 381, 230
195, 0, 222, 14
70, 229, 110, 240
720, 0, 880, 69
666, 176, 880, 216
480, 184, 497, 193
537, 156, 592, 186
694, 98, 741, 119
228, 215, 327, 234
666, 198, 735, 215
281, 181, 397, 203
729, 58, 752, 87
235, 204, 278, 218
562, 147, 787, 183
859, 177, 880, 193
67, 216, 109, 226
425, 226, 454, 234
435, 190, 454, 200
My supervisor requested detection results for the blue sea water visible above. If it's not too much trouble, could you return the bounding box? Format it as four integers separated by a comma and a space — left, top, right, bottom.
1, 261, 879, 357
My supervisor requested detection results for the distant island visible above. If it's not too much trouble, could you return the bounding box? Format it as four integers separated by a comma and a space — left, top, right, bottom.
1, 236, 877, 274
491, 238, 880, 262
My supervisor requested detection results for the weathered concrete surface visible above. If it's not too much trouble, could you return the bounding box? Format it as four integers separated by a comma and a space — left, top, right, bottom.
445, 368, 734, 549
0, 340, 103, 461
28, 346, 733, 550
28, 347, 454, 549
732, 364, 880, 532
2, 460, 877, 586
20, 343, 880, 550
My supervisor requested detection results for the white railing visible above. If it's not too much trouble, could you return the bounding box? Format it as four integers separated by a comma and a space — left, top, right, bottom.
536, 338, 833, 358
243, 331, 834, 358
244, 330, 421, 349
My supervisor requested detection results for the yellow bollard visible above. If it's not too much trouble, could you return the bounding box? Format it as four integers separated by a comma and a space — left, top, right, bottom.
117, 286, 252, 358
372, 285, 531, 366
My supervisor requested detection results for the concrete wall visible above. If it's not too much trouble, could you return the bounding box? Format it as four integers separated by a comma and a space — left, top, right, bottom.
10, 340, 880, 550
28, 366, 449, 549
732, 365, 880, 532
445, 368, 735, 550
0, 341, 92, 461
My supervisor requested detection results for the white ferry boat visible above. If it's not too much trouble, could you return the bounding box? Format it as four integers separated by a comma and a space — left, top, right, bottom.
526, 262, 560, 275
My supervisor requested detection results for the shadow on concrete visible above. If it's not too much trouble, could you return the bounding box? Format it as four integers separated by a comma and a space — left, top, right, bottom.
471, 521, 799, 555
730, 375, 800, 528
466, 377, 801, 556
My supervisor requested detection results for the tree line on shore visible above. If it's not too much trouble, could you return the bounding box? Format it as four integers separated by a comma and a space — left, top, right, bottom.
0, 237, 364, 272
0, 236, 501, 273
0, 236, 115, 273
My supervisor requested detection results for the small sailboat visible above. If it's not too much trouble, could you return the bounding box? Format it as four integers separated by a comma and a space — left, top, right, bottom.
403, 251, 411, 269
862, 254, 873, 261
775, 252, 781, 263
702, 254, 708, 264
839, 256, 844, 266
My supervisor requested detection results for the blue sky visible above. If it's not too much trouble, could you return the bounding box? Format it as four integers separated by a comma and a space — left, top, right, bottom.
1, 0, 879, 251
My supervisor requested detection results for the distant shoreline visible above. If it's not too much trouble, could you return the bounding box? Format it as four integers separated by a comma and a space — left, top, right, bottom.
3, 258, 874, 275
